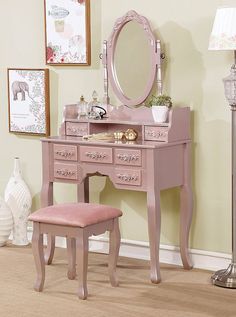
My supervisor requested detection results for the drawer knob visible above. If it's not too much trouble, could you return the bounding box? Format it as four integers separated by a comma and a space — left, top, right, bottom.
85, 151, 107, 160
117, 154, 139, 162
117, 173, 138, 182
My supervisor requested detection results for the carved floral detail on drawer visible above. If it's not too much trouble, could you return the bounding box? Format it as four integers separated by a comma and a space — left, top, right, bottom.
115, 149, 142, 166
115, 169, 141, 186
85, 152, 107, 160
54, 144, 78, 161
80, 146, 113, 164
54, 163, 78, 180
66, 122, 88, 136
144, 126, 168, 141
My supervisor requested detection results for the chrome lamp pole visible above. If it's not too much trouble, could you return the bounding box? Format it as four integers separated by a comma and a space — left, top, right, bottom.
211, 54, 236, 288
209, 7, 236, 288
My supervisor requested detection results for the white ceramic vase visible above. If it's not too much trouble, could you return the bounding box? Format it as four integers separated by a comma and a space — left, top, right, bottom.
152, 105, 169, 123
4, 158, 32, 246
0, 197, 13, 247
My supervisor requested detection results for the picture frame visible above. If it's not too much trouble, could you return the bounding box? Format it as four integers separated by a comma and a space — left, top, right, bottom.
44, 0, 91, 65
7, 68, 50, 136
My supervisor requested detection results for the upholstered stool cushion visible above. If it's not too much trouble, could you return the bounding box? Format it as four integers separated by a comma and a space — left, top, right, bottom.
28, 203, 122, 228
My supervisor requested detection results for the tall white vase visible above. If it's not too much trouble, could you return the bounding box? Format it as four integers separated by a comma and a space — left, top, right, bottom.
4, 157, 32, 246
0, 197, 13, 247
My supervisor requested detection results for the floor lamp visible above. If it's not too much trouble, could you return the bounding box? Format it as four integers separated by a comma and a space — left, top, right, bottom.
209, 6, 236, 288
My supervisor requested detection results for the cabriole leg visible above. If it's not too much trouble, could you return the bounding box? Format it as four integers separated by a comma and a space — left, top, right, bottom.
76, 232, 88, 300
32, 222, 45, 292
147, 189, 161, 284
41, 181, 55, 265
180, 143, 193, 269
77, 178, 89, 203
108, 218, 121, 287
67, 237, 76, 280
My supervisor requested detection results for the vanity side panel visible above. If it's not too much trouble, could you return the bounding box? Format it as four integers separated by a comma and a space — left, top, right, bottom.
59, 122, 66, 136
157, 144, 184, 190
168, 107, 191, 142
41, 141, 54, 207
43, 141, 54, 182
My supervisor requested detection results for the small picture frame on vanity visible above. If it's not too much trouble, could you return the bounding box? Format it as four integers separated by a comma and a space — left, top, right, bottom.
7, 68, 50, 136
44, 0, 91, 65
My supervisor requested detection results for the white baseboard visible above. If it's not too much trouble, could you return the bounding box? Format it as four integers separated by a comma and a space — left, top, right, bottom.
22, 229, 231, 272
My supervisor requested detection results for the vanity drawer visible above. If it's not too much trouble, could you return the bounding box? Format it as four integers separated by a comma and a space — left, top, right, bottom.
144, 126, 168, 142
66, 122, 88, 136
114, 168, 141, 186
53, 144, 78, 161
80, 146, 113, 164
54, 163, 78, 180
114, 149, 142, 166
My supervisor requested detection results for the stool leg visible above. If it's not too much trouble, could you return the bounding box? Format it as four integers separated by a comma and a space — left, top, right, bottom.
108, 218, 121, 287
67, 237, 76, 280
32, 222, 45, 292
77, 232, 88, 300
44, 234, 55, 265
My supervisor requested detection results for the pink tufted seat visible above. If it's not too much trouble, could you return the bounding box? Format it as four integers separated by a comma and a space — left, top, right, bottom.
29, 203, 122, 299
29, 203, 122, 228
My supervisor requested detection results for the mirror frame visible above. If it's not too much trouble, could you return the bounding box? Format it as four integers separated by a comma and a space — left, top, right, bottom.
105, 10, 161, 107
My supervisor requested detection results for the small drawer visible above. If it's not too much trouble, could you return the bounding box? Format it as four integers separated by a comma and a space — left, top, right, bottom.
54, 163, 78, 180
54, 144, 78, 161
144, 126, 168, 142
66, 122, 88, 136
114, 149, 142, 166
80, 146, 112, 164
114, 168, 141, 186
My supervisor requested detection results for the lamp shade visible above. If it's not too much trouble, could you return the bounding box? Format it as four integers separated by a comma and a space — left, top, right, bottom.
209, 7, 236, 50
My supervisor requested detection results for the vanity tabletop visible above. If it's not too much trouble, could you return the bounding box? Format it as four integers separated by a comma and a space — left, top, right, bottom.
41, 135, 191, 149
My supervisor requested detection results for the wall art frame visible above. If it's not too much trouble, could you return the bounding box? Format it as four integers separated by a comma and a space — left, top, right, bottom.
7, 68, 50, 136
44, 0, 91, 65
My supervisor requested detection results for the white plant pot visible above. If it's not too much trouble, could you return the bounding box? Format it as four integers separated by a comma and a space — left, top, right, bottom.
4, 158, 32, 246
0, 197, 13, 247
151, 105, 169, 123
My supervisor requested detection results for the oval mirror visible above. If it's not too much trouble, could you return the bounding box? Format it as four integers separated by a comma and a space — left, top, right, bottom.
114, 21, 152, 101
106, 11, 159, 107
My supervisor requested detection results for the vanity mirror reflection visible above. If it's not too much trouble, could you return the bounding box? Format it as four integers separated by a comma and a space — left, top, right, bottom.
102, 10, 162, 109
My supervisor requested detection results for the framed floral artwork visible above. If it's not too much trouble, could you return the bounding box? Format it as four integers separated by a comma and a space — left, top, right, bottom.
44, 0, 91, 65
7, 69, 50, 136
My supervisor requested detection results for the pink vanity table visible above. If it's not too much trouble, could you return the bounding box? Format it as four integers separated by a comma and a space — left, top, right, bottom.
40, 10, 193, 283
41, 106, 193, 283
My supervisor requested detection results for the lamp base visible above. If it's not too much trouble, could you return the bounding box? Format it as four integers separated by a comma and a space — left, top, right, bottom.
211, 263, 236, 288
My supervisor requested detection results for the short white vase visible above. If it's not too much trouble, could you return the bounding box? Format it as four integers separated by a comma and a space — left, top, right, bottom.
4, 157, 32, 246
151, 105, 169, 123
0, 197, 13, 247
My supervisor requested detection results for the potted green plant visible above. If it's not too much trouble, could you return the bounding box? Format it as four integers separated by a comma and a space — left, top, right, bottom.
147, 94, 172, 123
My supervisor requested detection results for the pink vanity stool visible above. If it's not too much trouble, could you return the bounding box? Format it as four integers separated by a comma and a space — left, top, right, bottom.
28, 203, 122, 299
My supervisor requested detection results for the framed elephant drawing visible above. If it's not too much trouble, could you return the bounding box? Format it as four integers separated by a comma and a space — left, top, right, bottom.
44, 0, 91, 65
7, 68, 50, 136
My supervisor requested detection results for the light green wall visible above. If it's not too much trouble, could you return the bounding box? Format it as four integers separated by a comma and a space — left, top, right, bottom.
0, 0, 233, 254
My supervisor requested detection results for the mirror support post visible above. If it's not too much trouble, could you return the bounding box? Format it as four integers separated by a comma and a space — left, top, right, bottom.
102, 40, 110, 105
156, 40, 162, 96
